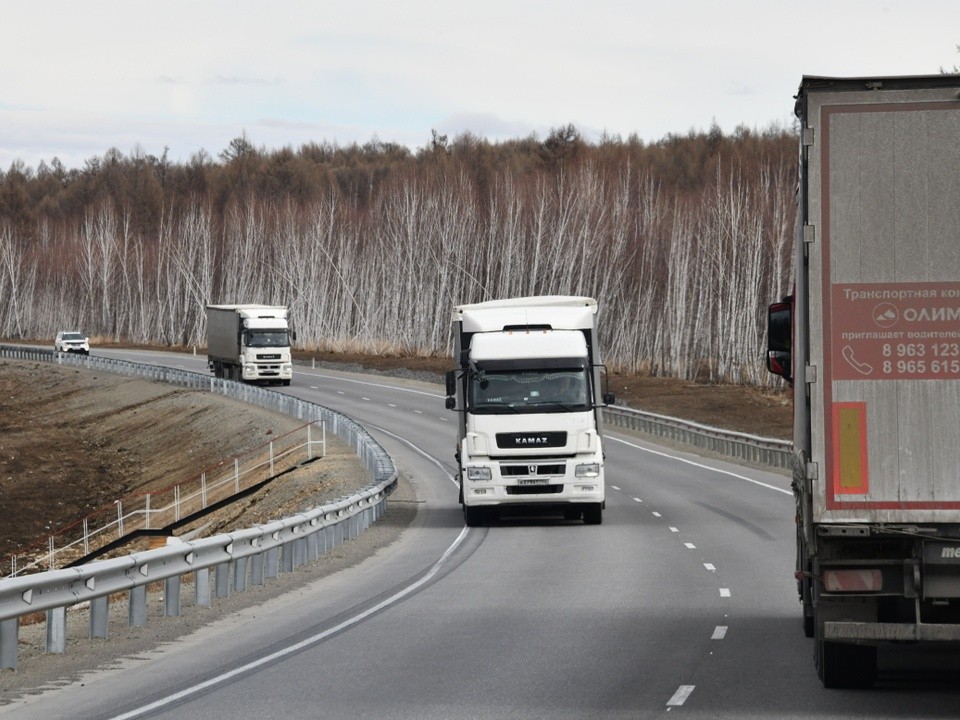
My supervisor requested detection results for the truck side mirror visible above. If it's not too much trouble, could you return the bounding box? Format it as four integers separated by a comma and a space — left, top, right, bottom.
445, 369, 457, 409
766, 299, 793, 383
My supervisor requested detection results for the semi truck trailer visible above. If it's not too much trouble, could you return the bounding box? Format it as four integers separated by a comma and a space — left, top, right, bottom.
206, 304, 294, 385
446, 296, 614, 526
767, 75, 960, 687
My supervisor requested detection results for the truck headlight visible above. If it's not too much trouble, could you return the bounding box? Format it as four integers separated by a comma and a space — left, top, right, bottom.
465, 467, 492, 481
575, 463, 601, 478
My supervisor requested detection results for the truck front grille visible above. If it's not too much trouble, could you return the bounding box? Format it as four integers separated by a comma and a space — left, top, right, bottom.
501, 464, 565, 477
506, 485, 564, 496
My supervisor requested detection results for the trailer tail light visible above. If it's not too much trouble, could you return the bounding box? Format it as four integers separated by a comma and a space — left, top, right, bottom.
823, 569, 882, 592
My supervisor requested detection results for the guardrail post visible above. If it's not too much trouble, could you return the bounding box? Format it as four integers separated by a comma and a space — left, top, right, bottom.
129, 585, 147, 627
233, 558, 248, 592
90, 596, 109, 638
1, 618, 18, 670
251, 552, 265, 586
195, 568, 211, 607
265, 547, 280, 579
164, 576, 181, 616
215, 562, 230, 599
306, 530, 319, 561
46, 607, 67, 653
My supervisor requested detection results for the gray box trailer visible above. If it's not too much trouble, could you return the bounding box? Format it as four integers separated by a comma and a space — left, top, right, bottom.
767, 75, 960, 687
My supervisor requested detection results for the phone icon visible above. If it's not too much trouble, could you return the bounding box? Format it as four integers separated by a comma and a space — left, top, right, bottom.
842, 345, 873, 375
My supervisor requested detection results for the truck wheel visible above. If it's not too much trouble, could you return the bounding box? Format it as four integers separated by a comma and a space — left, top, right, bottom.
583, 503, 603, 525
464, 506, 485, 527
815, 616, 876, 688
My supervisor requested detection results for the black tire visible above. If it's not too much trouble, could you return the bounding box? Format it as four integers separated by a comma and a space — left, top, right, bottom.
583, 503, 603, 525
282, 379, 291, 386
464, 506, 485, 527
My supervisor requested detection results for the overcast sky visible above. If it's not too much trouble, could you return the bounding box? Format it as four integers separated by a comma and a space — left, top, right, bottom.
2, 1, 959, 170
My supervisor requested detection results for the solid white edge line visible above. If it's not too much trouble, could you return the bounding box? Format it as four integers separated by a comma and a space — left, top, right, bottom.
608, 435, 791, 495
108, 422, 466, 720
107, 526, 471, 720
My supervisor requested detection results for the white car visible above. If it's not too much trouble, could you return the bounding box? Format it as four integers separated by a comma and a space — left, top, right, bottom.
54, 331, 90, 354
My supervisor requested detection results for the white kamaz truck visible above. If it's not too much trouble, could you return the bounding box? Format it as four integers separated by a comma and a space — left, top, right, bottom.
206, 304, 294, 385
767, 75, 960, 688
446, 296, 614, 526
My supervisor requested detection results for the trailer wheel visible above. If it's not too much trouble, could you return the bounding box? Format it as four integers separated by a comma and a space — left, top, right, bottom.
583, 503, 603, 525
814, 616, 876, 688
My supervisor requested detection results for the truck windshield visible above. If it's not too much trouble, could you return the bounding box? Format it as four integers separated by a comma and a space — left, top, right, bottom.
468, 368, 590, 414
245, 330, 290, 348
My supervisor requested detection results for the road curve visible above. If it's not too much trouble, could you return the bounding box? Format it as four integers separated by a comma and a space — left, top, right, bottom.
5, 349, 960, 719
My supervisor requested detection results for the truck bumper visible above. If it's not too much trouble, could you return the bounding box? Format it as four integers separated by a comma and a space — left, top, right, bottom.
826, 621, 960, 642
461, 466, 604, 508
242, 364, 293, 381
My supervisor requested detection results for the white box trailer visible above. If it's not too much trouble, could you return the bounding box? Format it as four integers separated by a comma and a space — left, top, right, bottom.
207, 304, 293, 385
445, 296, 614, 526
767, 75, 960, 687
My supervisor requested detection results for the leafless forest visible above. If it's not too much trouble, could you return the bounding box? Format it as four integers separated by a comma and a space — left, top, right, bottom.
0, 126, 796, 385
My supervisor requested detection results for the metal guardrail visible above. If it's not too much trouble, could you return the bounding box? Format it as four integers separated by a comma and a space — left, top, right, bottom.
0, 345, 397, 670
602, 404, 793, 470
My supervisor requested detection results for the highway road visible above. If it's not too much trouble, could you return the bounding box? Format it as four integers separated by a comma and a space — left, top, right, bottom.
5, 349, 960, 719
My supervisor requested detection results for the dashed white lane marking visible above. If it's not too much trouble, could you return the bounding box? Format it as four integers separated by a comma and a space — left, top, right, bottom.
652, 511, 662, 518
684, 542, 696, 549
669, 526, 678, 532
611, 485, 621, 491
310, 386, 319, 390
388, 403, 397, 407
703, 563, 716, 572
362, 397, 371, 401
414, 410, 423, 414
712, 626, 728, 640
667, 685, 695, 706
633, 497, 643, 503
337, 390, 345, 395
719, 588, 731, 597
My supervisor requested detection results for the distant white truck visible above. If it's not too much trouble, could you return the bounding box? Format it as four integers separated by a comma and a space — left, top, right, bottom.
446, 296, 614, 526
206, 304, 294, 385
767, 75, 960, 688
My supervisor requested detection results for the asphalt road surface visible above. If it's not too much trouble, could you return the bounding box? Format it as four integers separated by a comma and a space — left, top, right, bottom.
5, 349, 960, 719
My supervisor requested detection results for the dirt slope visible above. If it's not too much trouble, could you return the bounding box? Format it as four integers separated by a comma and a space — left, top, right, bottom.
0, 360, 369, 563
